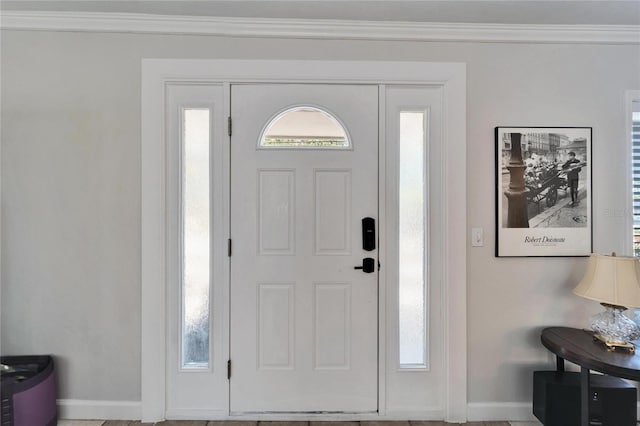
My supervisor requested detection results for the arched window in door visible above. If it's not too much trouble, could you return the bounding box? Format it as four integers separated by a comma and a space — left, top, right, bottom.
259, 106, 351, 149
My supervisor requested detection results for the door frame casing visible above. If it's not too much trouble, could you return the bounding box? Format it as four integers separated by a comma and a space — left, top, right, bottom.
141, 59, 467, 422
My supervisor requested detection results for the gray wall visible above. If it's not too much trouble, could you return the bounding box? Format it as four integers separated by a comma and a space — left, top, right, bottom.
2, 29, 639, 404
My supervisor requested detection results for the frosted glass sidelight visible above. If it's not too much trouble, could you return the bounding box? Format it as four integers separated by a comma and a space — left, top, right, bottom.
182, 108, 211, 369
398, 111, 427, 368
260, 106, 350, 148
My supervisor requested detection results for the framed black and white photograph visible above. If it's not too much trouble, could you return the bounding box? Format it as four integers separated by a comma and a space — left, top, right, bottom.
496, 127, 592, 257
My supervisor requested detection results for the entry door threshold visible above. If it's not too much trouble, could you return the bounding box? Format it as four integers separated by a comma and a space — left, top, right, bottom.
229, 411, 380, 420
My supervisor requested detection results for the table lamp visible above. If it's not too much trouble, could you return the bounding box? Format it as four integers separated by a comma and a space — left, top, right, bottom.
573, 253, 640, 351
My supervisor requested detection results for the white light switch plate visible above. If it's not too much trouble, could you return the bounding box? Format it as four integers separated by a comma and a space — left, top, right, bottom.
471, 227, 484, 247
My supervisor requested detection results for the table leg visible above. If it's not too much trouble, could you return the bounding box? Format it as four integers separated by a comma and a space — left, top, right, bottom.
556, 355, 565, 371
580, 367, 590, 426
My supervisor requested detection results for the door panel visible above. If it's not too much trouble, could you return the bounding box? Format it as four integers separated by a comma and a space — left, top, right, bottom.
384, 86, 444, 412
230, 84, 378, 413
165, 83, 229, 416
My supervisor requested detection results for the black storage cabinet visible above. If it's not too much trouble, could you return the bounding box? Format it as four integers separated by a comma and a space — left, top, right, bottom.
533, 370, 636, 426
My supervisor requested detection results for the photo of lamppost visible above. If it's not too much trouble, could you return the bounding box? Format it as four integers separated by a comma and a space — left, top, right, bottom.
495, 127, 592, 257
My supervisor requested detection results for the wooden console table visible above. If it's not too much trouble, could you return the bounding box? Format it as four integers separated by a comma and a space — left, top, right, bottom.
540, 327, 640, 426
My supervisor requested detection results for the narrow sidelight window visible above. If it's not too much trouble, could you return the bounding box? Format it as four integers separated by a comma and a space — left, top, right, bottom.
398, 111, 428, 368
182, 108, 211, 369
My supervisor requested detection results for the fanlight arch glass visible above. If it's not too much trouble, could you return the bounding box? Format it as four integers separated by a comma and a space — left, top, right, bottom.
259, 106, 351, 149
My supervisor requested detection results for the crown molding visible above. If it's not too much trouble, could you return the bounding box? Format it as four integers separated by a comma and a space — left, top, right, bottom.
1, 11, 639, 44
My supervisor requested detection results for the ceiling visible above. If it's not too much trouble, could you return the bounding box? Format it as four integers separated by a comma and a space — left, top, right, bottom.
2, 0, 640, 26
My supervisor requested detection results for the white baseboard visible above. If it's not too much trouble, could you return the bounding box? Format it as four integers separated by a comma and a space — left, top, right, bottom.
467, 402, 537, 422
378, 409, 444, 421
165, 409, 231, 420
57, 399, 141, 420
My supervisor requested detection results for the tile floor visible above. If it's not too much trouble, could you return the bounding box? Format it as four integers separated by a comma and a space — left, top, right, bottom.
56, 421, 544, 426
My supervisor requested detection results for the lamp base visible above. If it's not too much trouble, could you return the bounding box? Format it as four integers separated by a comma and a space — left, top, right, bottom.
590, 303, 640, 349
593, 333, 636, 352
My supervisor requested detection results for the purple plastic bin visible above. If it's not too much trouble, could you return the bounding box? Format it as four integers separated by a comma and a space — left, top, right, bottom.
1, 355, 57, 426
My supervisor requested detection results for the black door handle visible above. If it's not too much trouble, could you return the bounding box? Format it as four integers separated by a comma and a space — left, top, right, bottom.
354, 257, 375, 273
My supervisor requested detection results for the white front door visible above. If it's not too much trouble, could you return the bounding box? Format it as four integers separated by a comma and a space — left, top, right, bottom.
230, 84, 379, 413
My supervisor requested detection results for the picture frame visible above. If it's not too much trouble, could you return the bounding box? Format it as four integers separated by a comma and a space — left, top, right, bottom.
495, 127, 592, 257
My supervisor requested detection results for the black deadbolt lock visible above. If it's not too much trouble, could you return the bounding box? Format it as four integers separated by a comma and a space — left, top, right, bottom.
361, 217, 376, 251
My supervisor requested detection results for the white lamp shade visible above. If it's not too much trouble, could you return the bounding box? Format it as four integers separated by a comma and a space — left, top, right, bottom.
573, 254, 640, 308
